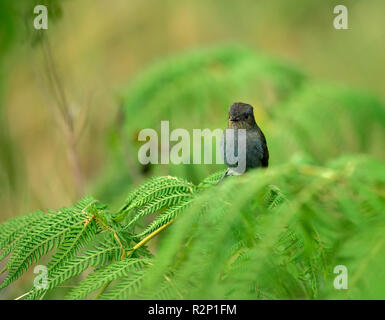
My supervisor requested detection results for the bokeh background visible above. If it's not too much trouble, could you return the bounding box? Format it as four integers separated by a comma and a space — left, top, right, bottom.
0, 0, 384, 298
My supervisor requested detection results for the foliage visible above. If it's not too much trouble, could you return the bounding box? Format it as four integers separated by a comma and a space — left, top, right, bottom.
97, 45, 307, 196
2, 46, 385, 300
1, 155, 385, 299
121, 45, 305, 131
1, 0, 385, 301
97, 45, 385, 210
269, 82, 385, 164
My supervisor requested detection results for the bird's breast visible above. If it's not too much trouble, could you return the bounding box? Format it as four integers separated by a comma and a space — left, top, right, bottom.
221, 129, 264, 169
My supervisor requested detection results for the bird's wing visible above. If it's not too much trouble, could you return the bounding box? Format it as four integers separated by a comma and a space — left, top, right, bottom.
258, 128, 269, 167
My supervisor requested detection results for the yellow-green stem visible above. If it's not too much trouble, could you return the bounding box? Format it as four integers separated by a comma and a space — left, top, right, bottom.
93, 219, 174, 299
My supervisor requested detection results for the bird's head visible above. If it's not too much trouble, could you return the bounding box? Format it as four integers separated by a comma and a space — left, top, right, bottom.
228, 102, 256, 129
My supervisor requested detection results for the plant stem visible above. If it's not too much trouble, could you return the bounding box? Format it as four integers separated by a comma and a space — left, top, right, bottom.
93, 219, 174, 299
132, 219, 174, 251
14, 291, 32, 300
93, 281, 111, 300
41, 35, 84, 198
0, 266, 7, 275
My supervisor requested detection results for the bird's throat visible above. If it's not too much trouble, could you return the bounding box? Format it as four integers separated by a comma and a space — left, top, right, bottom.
228, 121, 255, 130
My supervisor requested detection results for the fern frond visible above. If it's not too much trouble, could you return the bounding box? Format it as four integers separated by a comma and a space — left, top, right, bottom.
0, 211, 47, 262
264, 185, 287, 210
115, 176, 195, 222
148, 278, 178, 299
141, 270, 184, 300
24, 236, 124, 300
0, 196, 96, 289
136, 199, 193, 239
198, 169, 227, 188
47, 219, 99, 273
128, 177, 194, 210
125, 192, 193, 229
65, 258, 150, 300
99, 270, 145, 300
1, 153, 385, 300
0, 212, 46, 254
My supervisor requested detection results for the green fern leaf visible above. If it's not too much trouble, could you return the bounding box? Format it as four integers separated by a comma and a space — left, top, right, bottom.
198, 169, 227, 187
24, 236, 124, 300
65, 258, 150, 300
125, 192, 193, 229
136, 199, 193, 239
99, 270, 145, 300
0, 211, 46, 259
0, 196, 96, 289
115, 176, 195, 222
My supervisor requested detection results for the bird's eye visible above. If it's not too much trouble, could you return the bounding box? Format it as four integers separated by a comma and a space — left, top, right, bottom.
245, 114, 249, 119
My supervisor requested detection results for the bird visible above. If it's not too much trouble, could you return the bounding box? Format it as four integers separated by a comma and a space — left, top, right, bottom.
219, 102, 269, 183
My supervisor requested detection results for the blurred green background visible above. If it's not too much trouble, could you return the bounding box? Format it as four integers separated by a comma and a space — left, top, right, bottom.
0, 0, 384, 298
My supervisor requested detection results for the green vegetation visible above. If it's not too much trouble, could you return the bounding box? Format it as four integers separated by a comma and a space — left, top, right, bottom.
1, 1, 384, 300
1, 155, 384, 299
1, 46, 385, 299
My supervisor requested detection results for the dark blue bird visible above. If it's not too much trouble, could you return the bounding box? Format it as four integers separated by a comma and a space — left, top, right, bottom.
219, 102, 269, 182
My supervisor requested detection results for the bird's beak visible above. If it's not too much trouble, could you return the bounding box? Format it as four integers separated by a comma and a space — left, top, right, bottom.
229, 116, 240, 122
